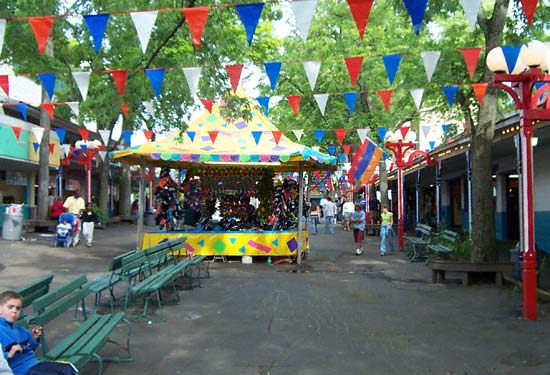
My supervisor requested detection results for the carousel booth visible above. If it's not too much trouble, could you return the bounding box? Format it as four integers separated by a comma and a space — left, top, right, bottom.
111, 97, 336, 259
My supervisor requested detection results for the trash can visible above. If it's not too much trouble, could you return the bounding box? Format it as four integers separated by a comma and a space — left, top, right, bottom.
145, 211, 156, 226
2, 212, 23, 240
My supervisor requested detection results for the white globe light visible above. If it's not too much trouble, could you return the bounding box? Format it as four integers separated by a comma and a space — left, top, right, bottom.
520, 40, 547, 68
486, 47, 508, 73
384, 130, 394, 142
405, 130, 417, 142
512, 47, 528, 74
541, 42, 550, 72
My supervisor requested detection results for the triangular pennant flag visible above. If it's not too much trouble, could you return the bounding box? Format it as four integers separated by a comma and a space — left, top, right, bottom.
142, 100, 155, 117
15, 103, 27, 121
48, 143, 55, 155
264, 62, 282, 91
143, 130, 153, 142
0, 74, 8, 96
226, 64, 243, 93
343, 92, 358, 114
66, 102, 79, 117
145, 68, 165, 97
79, 129, 89, 141
286, 95, 301, 117
344, 56, 363, 87
28, 16, 55, 55
313, 93, 329, 115
98, 150, 107, 161
83, 14, 110, 54
182, 67, 202, 96
99, 129, 111, 146
342, 144, 351, 156
54, 128, 66, 144
112, 115, 123, 142
346, 0, 374, 40
378, 127, 387, 142
303, 60, 321, 91
400, 126, 410, 139
461, 48, 482, 79
251, 130, 262, 145
37, 73, 55, 100
442, 86, 458, 107
421, 51, 440, 82
121, 130, 132, 146
377, 89, 393, 112
184, 130, 195, 142
208, 130, 218, 144
460, 0, 482, 30
71, 72, 91, 101
0, 20, 5, 57
356, 128, 368, 144
520, 0, 539, 26
313, 129, 325, 143
110, 70, 128, 96
31, 127, 44, 144
292, 129, 304, 141
256, 96, 270, 115
73, 149, 81, 158
471, 83, 488, 105
501, 45, 522, 74
130, 11, 158, 53
120, 102, 129, 118
61, 144, 71, 158
327, 145, 336, 155
420, 125, 431, 138
429, 140, 436, 149
410, 88, 424, 110
32, 142, 39, 153
441, 124, 449, 133
271, 130, 282, 145
200, 99, 213, 113
235, 3, 264, 46
289, 0, 318, 42
403, 0, 429, 35
83, 119, 97, 132
182, 6, 210, 50
335, 129, 347, 144
382, 54, 402, 85
41, 103, 54, 120
11, 126, 22, 141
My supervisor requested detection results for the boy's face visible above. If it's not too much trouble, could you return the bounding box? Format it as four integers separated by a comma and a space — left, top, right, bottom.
0, 298, 22, 323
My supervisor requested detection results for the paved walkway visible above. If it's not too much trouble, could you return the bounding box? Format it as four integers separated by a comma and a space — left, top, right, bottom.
0, 224, 549, 375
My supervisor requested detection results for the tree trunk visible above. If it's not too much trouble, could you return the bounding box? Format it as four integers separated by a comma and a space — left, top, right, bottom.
379, 159, 388, 208
98, 158, 110, 214
118, 164, 132, 216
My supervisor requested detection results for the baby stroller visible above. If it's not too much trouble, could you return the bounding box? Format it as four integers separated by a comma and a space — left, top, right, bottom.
53, 213, 81, 248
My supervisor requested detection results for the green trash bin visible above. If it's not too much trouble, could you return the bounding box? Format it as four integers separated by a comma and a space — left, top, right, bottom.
2, 212, 23, 240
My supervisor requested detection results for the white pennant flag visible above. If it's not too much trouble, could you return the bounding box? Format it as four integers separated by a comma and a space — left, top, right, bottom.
270, 95, 283, 107
313, 93, 329, 115
290, 0, 318, 42
112, 115, 123, 142
142, 100, 155, 117
97, 151, 107, 161
131, 130, 147, 147
421, 51, 441, 82
61, 144, 72, 157
420, 125, 431, 139
31, 127, 44, 144
83, 120, 97, 132
460, 0, 482, 30
99, 129, 111, 146
130, 11, 158, 53
292, 129, 304, 141
182, 67, 202, 96
71, 72, 91, 101
356, 128, 368, 144
66, 102, 79, 117
312, 146, 320, 152
410, 88, 424, 110
0, 20, 6, 56
303, 60, 321, 91
157, 131, 175, 142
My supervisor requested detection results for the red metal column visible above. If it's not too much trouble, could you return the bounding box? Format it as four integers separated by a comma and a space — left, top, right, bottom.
397, 167, 404, 250
85, 163, 92, 203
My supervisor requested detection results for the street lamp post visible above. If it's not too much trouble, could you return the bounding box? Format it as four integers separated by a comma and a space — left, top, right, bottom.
75, 140, 101, 203
487, 41, 550, 321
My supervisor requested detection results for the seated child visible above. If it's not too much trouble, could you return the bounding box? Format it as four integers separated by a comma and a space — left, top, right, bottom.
56, 219, 72, 239
0, 291, 42, 375
0, 344, 14, 375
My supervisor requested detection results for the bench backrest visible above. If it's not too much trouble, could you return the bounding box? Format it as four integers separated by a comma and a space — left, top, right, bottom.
16, 273, 54, 309
121, 251, 148, 275
440, 230, 458, 245
109, 250, 138, 272
415, 224, 432, 238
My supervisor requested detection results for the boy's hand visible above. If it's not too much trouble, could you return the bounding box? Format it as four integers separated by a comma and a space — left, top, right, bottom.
31, 326, 42, 340
8, 344, 22, 358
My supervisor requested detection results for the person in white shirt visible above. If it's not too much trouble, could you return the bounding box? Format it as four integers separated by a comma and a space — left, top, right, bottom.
322, 197, 337, 234
0, 343, 14, 375
341, 197, 355, 231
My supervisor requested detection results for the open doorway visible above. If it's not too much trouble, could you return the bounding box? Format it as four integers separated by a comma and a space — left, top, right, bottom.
506, 174, 519, 241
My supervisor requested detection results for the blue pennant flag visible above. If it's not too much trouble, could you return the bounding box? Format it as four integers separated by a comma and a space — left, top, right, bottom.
84, 14, 110, 54
429, 141, 435, 149
378, 127, 387, 142
38, 73, 56, 101
264, 62, 282, 91
145, 69, 165, 97
186, 131, 195, 142
74, 149, 80, 158
80, 144, 88, 152
15, 103, 27, 121
442, 85, 458, 107
403, 0, 428, 35
54, 128, 66, 144
382, 54, 402, 85
236, 3, 264, 46
256, 96, 270, 115
343, 92, 358, 114
122, 130, 133, 146
327, 145, 336, 155
501, 45, 522, 73
441, 124, 449, 133
313, 129, 325, 143
251, 131, 262, 145
339, 153, 347, 163
32, 142, 39, 153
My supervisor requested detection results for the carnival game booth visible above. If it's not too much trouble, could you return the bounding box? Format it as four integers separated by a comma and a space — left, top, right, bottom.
111, 97, 336, 259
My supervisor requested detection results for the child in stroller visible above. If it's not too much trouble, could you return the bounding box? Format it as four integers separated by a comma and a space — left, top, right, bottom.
53, 213, 81, 247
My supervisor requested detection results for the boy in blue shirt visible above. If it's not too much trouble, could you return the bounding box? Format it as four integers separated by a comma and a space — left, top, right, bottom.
350, 203, 366, 255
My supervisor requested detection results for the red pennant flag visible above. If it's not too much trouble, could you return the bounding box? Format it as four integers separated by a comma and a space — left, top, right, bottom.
344, 57, 363, 87
11, 126, 22, 141
48, 143, 55, 155
109, 70, 128, 96
41, 103, 55, 120
143, 130, 153, 141
461, 48, 482, 79
79, 129, 89, 142
226, 64, 243, 93
335, 129, 347, 144
346, 0, 373, 40
28, 16, 55, 55
200, 99, 213, 113
286, 95, 301, 117
208, 130, 218, 144
471, 83, 488, 105
272, 130, 282, 145
182, 6, 210, 50
120, 102, 129, 118
400, 126, 410, 139
0, 75, 9, 96
342, 144, 351, 156
377, 89, 393, 112
520, 0, 539, 26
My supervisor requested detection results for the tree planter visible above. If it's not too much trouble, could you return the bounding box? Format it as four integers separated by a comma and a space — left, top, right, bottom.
430, 260, 513, 288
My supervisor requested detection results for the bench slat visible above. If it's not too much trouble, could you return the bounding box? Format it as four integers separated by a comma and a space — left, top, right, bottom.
33, 275, 87, 313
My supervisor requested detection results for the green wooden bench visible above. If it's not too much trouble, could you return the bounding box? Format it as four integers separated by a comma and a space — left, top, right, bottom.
15, 273, 54, 327
143, 237, 186, 272
32, 275, 132, 375
404, 224, 432, 262
427, 230, 459, 256
183, 255, 209, 289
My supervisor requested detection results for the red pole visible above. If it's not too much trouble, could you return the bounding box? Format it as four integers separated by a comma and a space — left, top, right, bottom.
397, 167, 404, 251
86, 162, 92, 203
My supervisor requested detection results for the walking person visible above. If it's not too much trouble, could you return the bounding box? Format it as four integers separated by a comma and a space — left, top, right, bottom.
341, 197, 355, 231
350, 203, 366, 255
80, 202, 99, 247
380, 205, 395, 256
309, 200, 320, 235
323, 197, 336, 234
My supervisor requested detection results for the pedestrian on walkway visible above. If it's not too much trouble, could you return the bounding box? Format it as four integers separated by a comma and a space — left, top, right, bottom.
341, 197, 355, 231
380, 205, 395, 256
309, 200, 320, 235
322, 197, 336, 234
80, 202, 99, 247
350, 203, 366, 255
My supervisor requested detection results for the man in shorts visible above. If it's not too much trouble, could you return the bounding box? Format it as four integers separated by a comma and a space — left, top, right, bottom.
341, 197, 355, 231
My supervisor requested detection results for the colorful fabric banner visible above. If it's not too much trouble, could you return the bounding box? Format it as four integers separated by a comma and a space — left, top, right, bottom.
182, 7, 210, 50
264, 62, 282, 91
346, 0, 374, 40
421, 50, 440, 82
37, 72, 55, 100
83, 14, 109, 54
182, 67, 201, 96
313, 93, 329, 115
145, 68, 165, 97
130, 10, 158, 53
403, 0, 428, 35
343, 92, 358, 114
344, 56, 363, 87
349, 136, 383, 184
382, 54, 401, 85
72, 72, 91, 101
236, 3, 264, 46
290, 0, 318, 42
29, 16, 55, 55
460, 0, 482, 30
303, 60, 321, 91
